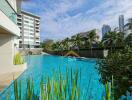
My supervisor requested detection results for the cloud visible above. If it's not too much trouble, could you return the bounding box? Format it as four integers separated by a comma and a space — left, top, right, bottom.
22, 0, 132, 40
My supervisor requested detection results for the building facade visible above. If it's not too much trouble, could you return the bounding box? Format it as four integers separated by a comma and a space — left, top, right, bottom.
102, 24, 111, 37
0, 0, 20, 74
119, 15, 124, 33
17, 11, 40, 48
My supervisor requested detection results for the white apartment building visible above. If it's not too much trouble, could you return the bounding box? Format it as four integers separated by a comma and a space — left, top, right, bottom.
17, 11, 40, 49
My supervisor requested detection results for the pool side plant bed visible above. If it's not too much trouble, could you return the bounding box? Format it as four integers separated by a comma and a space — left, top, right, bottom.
13, 53, 24, 65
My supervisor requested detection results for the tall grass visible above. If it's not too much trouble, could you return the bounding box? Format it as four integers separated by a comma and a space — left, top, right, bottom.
13, 53, 24, 65
11, 68, 114, 100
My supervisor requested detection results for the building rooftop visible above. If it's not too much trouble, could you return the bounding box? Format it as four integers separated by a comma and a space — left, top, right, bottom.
21, 10, 40, 19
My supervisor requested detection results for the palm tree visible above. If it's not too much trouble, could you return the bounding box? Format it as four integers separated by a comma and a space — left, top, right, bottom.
60, 41, 65, 51
97, 41, 104, 48
72, 34, 82, 52
125, 33, 132, 46
52, 42, 60, 51
63, 38, 70, 50
102, 32, 124, 50
86, 30, 99, 55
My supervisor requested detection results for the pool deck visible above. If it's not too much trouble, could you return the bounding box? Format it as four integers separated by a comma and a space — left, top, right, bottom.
0, 71, 23, 92
0, 63, 27, 92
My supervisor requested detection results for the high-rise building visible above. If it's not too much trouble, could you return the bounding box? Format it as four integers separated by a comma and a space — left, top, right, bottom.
17, 11, 40, 48
119, 15, 124, 32
102, 25, 111, 37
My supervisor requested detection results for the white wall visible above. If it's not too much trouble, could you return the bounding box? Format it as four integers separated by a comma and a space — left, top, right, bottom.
0, 11, 20, 36
0, 32, 27, 74
0, 34, 14, 66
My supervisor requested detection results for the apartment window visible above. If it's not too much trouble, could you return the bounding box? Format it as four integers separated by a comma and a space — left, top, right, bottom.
30, 29, 34, 32
36, 37, 40, 39
24, 20, 29, 23
24, 28, 29, 31
30, 26, 34, 28
17, 23, 21, 26
24, 16, 29, 19
36, 30, 40, 32
36, 42, 40, 44
24, 36, 29, 39
17, 19, 21, 21
30, 33, 34, 35
24, 24, 29, 27
29, 18, 34, 20
30, 37, 35, 39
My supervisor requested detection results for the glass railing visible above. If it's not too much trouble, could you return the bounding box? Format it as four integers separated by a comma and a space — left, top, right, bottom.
0, 0, 17, 24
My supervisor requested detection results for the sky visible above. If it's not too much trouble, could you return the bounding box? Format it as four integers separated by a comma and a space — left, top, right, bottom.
22, 0, 132, 41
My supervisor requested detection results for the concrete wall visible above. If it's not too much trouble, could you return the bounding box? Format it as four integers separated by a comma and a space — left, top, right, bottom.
0, 33, 26, 75
0, 33, 14, 66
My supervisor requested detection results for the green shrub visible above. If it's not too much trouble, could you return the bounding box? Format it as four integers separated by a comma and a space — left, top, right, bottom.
97, 46, 132, 99
13, 53, 24, 65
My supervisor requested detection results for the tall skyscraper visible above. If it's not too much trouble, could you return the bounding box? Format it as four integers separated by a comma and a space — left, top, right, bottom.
102, 25, 111, 37
17, 11, 40, 48
119, 15, 124, 32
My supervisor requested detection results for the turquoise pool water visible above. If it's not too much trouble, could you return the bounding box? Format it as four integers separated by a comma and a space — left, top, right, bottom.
0, 55, 104, 100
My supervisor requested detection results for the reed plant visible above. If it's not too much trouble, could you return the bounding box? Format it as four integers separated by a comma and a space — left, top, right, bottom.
11, 68, 115, 100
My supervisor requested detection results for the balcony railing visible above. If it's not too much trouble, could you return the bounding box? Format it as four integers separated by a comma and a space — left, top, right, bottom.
0, 0, 17, 24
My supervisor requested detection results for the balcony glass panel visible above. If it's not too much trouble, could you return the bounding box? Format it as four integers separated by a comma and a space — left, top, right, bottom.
0, 0, 17, 24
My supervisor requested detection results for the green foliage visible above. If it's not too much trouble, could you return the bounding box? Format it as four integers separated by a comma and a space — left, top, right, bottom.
97, 46, 132, 99
86, 30, 99, 48
14, 80, 21, 100
105, 82, 111, 100
125, 33, 132, 46
13, 53, 24, 65
102, 32, 125, 49
41, 39, 54, 52
41, 29, 100, 52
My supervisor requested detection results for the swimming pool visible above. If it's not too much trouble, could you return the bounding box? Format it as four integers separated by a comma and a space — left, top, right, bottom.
0, 55, 104, 100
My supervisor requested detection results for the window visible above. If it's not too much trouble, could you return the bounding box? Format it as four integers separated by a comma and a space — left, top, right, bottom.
24, 20, 29, 23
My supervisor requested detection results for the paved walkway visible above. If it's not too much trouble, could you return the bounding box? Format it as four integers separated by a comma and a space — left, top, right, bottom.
0, 71, 23, 92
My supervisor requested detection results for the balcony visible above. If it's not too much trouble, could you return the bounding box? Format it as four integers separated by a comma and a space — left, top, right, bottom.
0, 0, 17, 23
35, 33, 40, 37
0, 0, 20, 36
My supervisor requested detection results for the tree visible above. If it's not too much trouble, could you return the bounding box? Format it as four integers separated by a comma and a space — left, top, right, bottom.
42, 39, 54, 51
102, 32, 124, 50
86, 30, 99, 54
52, 41, 60, 51
71, 34, 82, 51
63, 38, 70, 50
97, 46, 132, 99
97, 41, 104, 48
125, 33, 132, 46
